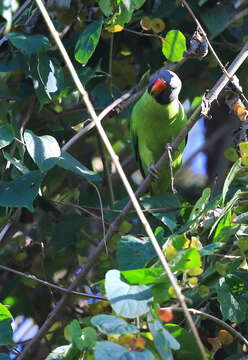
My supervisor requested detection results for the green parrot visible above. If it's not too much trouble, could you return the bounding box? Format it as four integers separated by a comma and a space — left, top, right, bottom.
130, 70, 188, 194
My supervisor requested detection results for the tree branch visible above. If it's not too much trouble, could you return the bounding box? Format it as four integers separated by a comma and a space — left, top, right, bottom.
172, 307, 248, 347
0, 264, 106, 301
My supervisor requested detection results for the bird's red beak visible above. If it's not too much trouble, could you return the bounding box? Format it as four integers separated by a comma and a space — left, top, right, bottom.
150, 78, 167, 96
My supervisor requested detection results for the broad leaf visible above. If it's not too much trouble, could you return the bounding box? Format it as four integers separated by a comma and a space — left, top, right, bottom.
148, 313, 180, 360
96, 0, 114, 16
0, 303, 13, 346
8, 32, 51, 54
162, 30, 186, 62
165, 324, 203, 360
56, 151, 101, 182
0, 124, 14, 149
105, 270, 153, 318
117, 235, 157, 270
141, 194, 181, 232
0, 170, 44, 211
75, 18, 103, 65
45, 345, 72, 359
121, 268, 163, 285
222, 159, 242, 204
91, 314, 139, 334
217, 276, 248, 323
3, 152, 29, 174
24, 130, 61, 171
37, 53, 64, 100
94, 341, 127, 360
172, 248, 201, 271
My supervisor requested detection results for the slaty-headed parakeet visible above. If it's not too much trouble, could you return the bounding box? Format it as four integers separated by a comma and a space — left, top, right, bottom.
131, 70, 187, 194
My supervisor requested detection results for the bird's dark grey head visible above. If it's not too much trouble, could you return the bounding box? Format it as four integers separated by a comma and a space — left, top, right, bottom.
148, 70, 182, 105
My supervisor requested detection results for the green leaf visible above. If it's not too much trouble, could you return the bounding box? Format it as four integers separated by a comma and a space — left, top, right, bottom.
52, 213, 84, 252
0, 124, 14, 149
3, 152, 29, 174
200, 3, 234, 37
172, 248, 201, 271
68, 320, 97, 351
117, 235, 157, 270
235, 212, 248, 224
121, 0, 131, 11
121, 268, 163, 285
0, 0, 18, 32
0, 303, 13, 346
7, 32, 51, 54
162, 30, 186, 62
165, 324, 203, 360
222, 159, 242, 205
189, 188, 211, 222
200, 243, 223, 256
56, 151, 101, 182
96, 0, 114, 16
0, 170, 44, 211
216, 276, 248, 322
141, 193, 181, 232
105, 269, 153, 318
37, 53, 64, 100
95, 342, 154, 360
24, 130, 61, 171
91, 314, 139, 334
94, 341, 128, 360
45, 345, 72, 359
75, 18, 103, 65
147, 313, 180, 359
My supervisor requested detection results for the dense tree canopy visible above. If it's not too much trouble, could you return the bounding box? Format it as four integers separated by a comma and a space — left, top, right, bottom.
0, 0, 248, 359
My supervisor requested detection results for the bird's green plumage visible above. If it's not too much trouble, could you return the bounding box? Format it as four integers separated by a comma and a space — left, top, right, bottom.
131, 88, 187, 194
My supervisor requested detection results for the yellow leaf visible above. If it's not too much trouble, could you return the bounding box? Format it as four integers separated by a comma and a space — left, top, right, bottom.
107, 25, 124, 33
165, 244, 177, 260
188, 276, 198, 287
188, 267, 204, 276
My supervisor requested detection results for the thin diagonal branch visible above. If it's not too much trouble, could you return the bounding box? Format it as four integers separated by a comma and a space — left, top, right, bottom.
181, 0, 248, 107
0, 264, 106, 301
172, 307, 248, 347
18, 1, 207, 359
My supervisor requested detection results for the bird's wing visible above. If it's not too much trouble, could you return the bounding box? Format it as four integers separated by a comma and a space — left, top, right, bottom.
130, 112, 146, 178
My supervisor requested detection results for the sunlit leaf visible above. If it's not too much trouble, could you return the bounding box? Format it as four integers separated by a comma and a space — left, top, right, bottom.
0, 124, 14, 149
24, 130, 61, 171
105, 270, 153, 318
0, 303, 13, 346
162, 30, 186, 62
75, 18, 103, 65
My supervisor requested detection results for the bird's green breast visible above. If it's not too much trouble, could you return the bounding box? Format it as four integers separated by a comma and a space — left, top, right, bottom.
131, 89, 187, 194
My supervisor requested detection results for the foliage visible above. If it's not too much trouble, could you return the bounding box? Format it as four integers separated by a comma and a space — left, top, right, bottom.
0, 0, 248, 359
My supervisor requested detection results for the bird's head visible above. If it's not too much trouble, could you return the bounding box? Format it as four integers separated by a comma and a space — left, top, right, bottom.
148, 70, 182, 105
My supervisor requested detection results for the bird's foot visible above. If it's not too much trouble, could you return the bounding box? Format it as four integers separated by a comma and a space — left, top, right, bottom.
148, 165, 159, 181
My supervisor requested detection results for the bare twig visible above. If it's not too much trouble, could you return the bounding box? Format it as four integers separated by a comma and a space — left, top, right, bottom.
19, 1, 207, 359
0, 264, 106, 301
172, 307, 248, 347
62, 88, 141, 151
